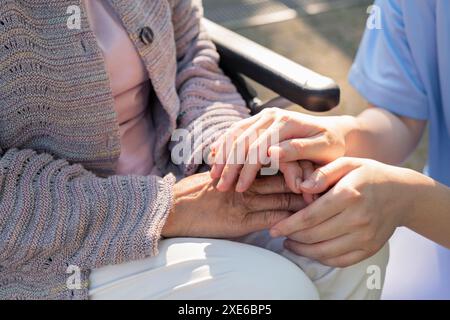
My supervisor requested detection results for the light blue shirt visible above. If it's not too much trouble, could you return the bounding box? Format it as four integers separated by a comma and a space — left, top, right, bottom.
349, 0, 450, 186
349, 0, 450, 299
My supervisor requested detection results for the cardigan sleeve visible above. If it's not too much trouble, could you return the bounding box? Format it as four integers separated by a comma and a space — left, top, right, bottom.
170, 0, 250, 175
0, 146, 174, 272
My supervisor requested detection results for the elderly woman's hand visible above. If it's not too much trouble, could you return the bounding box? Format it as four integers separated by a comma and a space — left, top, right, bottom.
270, 157, 428, 267
209, 108, 351, 193
161, 172, 307, 238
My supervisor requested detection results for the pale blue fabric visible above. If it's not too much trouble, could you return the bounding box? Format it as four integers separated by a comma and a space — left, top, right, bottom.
349, 0, 450, 299
350, 0, 450, 187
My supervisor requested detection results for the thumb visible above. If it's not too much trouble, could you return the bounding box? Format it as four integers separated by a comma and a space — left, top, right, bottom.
300, 157, 362, 194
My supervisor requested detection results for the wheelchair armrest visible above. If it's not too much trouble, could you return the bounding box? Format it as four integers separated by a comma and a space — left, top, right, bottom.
203, 19, 340, 112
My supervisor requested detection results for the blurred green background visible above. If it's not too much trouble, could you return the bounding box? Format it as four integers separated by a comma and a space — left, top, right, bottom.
203, 0, 428, 171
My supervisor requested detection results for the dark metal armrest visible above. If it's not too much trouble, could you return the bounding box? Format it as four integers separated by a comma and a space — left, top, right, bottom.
203, 19, 340, 112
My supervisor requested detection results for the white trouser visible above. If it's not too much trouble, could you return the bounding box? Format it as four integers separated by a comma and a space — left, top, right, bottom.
89, 231, 389, 300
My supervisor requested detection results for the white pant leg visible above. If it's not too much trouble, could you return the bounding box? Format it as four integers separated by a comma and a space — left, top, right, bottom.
89, 238, 319, 300
237, 231, 389, 300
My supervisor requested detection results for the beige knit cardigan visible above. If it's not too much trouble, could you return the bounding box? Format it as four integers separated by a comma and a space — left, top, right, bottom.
0, 0, 249, 299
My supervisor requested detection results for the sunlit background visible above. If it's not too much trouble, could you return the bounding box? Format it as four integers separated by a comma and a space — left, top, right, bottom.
203, 0, 427, 171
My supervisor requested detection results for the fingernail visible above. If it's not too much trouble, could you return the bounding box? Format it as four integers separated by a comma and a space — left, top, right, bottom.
301, 179, 315, 189
235, 180, 244, 192
295, 177, 302, 191
270, 228, 281, 238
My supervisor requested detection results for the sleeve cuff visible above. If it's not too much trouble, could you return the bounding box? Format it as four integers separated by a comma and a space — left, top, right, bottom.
349, 65, 429, 120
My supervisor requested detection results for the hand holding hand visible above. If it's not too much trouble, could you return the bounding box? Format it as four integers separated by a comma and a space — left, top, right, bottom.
162, 172, 307, 238
270, 157, 425, 267
209, 108, 349, 193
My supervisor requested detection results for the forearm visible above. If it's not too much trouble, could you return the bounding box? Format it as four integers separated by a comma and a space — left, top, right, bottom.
401, 169, 450, 248
339, 107, 425, 165
0, 147, 174, 269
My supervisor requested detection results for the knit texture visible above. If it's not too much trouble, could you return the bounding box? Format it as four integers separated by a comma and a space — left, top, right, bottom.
0, 0, 249, 299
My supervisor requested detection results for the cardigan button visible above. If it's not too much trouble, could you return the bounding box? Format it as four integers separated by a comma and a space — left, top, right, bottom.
139, 26, 154, 45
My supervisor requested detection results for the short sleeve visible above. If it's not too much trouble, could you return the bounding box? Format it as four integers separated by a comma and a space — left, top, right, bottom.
349, 0, 429, 120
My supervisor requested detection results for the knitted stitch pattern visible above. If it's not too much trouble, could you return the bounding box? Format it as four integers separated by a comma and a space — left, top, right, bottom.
0, 0, 249, 299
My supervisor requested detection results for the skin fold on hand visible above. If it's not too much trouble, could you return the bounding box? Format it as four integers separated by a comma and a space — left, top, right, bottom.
161, 172, 307, 239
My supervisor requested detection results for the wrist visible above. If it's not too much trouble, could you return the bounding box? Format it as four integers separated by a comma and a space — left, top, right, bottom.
335, 115, 360, 156
397, 167, 436, 228
161, 184, 182, 238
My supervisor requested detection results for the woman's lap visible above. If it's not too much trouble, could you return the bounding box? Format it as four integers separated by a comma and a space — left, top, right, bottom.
238, 230, 389, 300
89, 237, 319, 300
89, 232, 389, 300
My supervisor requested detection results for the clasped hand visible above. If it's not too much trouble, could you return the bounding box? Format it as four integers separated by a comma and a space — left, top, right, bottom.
209, 108, 418, 267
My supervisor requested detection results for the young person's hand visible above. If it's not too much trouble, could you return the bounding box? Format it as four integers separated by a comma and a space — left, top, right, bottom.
270, 157, 432, 267
209, 108, 352, 193
161, 172, 307, 238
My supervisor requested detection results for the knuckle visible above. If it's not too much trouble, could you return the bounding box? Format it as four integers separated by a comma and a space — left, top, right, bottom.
300, 209, 314, 228
291, 140, 305, 154
337, 185, 362, 203
277, 113, 291, 124
355, 212, 372, 228
281, 193, 291, 209
263, 211, 277, 225
368, 242, 381, 255
361, 227, 377, 244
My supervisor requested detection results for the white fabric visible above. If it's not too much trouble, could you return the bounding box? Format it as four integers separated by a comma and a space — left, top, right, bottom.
89, 233, 389, 300
382, 227, 450, 299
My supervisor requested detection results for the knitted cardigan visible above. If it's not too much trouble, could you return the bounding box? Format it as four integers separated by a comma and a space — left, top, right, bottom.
0, 0, 249, 299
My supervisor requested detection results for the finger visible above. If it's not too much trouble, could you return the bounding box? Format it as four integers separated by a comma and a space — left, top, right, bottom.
247, 194, 306, 212
279, 162, 303, 194
321, 250, 368, 268
268, 135, 331, 163
216, 115, 274, 191
302, 191, 314, 204
299, 161, 315, 204
284, 234, 358, 262
270, 187, 348, 237
300, 157, 362, 194
248, 175, 291, 194
244, 210, 292, 233
287, 211, 352, 244
210, 116, 259, 179
210, 116, 258, 152
235, 122, 282, 192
